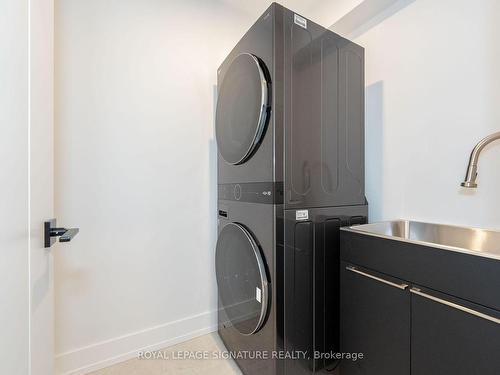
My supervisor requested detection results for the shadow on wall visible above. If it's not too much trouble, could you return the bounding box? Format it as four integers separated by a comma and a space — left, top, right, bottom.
331, 0, 416, 39
209, 84, 218, 323
365, 81, 384, 222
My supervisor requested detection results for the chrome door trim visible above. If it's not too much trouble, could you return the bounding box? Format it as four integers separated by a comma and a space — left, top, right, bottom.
233, 53, 269, 165
410, 288, 500, 325
346, 265, 408, 290
216, 53, 269, 165
224, 222, 269, 335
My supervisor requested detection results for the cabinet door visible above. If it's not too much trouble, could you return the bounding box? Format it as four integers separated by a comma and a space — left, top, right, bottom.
411, 287, 500, 375
340, 263, 410, 375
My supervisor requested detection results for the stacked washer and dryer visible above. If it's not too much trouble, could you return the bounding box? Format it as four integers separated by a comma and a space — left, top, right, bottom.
215, 3, 367, 375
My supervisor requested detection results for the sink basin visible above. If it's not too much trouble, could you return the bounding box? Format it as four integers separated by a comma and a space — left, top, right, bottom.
342, 220, 500, 261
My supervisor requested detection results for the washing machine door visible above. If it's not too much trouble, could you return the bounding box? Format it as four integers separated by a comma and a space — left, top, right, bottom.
215, 53, 270, 165
215, 222, 269, 335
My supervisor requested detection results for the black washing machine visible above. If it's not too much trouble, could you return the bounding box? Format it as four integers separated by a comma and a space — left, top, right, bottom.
216, 201, 276, 375
215, 3, 368, 375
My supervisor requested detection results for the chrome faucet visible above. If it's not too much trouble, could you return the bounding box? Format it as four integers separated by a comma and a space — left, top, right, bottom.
461, 131, 500, 188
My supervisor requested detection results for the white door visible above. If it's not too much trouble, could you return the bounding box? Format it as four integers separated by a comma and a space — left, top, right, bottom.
1, 1, 54, 374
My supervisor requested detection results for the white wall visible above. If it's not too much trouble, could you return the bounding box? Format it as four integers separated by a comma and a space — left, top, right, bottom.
354, 0, 500, 228
54, 0, 253, 373
307, 0, 364, 27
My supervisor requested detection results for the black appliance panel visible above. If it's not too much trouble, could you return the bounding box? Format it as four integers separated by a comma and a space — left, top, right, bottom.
283, 13, 365, 209
281, 206, 368, 374
218, 182, 284, 204
217, 201, 276, 375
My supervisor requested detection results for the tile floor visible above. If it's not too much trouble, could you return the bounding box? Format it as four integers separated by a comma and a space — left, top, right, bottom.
89, 333, 242, 375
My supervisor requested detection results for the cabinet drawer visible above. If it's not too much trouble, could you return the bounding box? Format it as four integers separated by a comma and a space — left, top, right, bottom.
340, 230, 500, 310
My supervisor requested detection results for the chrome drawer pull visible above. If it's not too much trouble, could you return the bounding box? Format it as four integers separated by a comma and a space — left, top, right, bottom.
346, 266, 409, 290
410, 288, 500, 325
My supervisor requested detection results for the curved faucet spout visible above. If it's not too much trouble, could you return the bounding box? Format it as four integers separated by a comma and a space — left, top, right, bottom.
461, 131, 500, 188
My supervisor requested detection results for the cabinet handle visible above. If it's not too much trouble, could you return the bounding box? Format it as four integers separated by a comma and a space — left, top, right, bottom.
410, 288, 500, 325
346, 266, 408, 290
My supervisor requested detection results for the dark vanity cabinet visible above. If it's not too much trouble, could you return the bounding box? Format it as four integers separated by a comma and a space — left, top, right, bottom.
411, 287, 500, 375
340, 264, 410, 375
340, 230, 500, 375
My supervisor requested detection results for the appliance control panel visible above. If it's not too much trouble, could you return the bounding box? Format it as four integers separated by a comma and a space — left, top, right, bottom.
218, 182, 283, 204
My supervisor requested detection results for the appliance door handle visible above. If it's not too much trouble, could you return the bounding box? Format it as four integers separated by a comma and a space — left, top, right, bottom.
346, 265, 408, 290
410, 288, 500, 325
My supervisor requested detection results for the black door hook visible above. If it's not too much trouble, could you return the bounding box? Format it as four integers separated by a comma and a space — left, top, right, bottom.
44, 219, 80, 248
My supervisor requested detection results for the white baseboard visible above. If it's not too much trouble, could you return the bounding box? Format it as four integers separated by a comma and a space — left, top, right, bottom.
55, 310, 218, 375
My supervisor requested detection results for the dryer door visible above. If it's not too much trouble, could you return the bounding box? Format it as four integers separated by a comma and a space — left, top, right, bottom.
215, 222, 269, 335
215, 53, 270, 165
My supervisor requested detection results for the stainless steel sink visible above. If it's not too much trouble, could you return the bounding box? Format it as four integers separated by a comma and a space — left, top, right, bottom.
342, 220, 500, 261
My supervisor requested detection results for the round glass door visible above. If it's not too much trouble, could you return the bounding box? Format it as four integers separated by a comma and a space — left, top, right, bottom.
215, 222, 269, 335
215, 53, 270, 165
